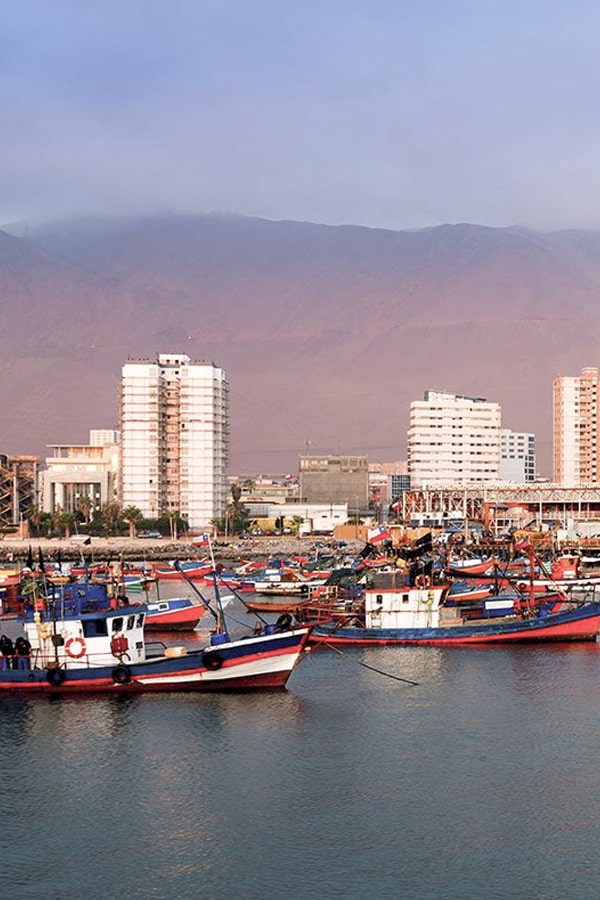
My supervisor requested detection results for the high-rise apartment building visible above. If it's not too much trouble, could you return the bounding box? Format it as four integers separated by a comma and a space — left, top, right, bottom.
500, 430, 536, 482
553, 366, 600, 485
120, 354, 229, 529
408, 390, 501, 488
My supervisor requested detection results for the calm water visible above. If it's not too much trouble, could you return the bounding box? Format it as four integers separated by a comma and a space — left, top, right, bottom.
3, 600, 600, 898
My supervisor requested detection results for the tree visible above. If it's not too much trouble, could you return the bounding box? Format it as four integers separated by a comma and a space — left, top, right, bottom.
55, 509, 77, 539
26, 504, 43, 537
122, 506, 143, 539
76, 494, 93, 524
102, 501, 123, 536
167, 509, 180, 540
226, 483, 250, 536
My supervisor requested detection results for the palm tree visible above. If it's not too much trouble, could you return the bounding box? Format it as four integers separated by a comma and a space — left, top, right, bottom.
167, 509, 180, 540
55, 509, 77, 539
27, 504, 43, 537
76, 494, 93, 524
122, 506, 143, 539
102, 501, 123, 536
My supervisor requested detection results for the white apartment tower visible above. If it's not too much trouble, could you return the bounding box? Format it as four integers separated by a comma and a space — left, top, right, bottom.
119, 354, 229, 529
408, 390, 501, 488
553, 366, 600, 485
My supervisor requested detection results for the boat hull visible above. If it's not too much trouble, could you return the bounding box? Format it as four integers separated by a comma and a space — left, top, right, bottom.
310, 604, 600, 646
144, 598, 206, 630
0, 629, 311, 694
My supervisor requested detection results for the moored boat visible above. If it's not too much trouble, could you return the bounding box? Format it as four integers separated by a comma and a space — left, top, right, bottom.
309, 570, 600, 646
0, 579, 310, 694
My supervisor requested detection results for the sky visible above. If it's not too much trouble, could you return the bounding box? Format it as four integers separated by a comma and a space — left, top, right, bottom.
4, 0, 600, 232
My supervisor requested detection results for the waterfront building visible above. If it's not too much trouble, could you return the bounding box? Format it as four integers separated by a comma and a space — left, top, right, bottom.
41, 431, 118, 516
553, 366, 600, 485
500, 430, 536, 482
298, 455, 369, 514
408, 390, 501, 488
119, 354, 229, 530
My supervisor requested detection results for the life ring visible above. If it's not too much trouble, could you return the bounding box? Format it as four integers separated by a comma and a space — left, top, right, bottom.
65, 636, 87, 659
112, 665, 131, 684
46, 668, 66, 687
202, 650, 223, 670
276, 612, 293, 631
517, 583, 527, 594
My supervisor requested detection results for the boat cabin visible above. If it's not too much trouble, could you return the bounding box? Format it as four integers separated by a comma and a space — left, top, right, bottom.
22, 594, 147, 670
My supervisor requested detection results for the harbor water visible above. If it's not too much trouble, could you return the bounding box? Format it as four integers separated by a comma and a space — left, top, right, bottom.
2, 597, 600, 898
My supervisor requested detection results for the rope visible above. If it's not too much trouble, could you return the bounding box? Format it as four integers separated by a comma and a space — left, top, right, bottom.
301, 623, 420, 685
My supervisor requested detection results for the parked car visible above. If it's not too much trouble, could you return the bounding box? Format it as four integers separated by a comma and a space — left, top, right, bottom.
138, 530, 163, 539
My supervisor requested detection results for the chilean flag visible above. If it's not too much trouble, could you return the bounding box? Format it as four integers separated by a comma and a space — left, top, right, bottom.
193, 533, 211, 547
367, 525, 391, 545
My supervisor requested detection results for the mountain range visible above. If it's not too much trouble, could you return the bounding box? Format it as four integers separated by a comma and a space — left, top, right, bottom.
2, 212, 600, 476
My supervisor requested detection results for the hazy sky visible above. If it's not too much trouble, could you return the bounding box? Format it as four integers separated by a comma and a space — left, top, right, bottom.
4, 0, 600, 231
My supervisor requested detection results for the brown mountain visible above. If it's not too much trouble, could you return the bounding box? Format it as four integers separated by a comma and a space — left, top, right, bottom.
2, 213, 600, 475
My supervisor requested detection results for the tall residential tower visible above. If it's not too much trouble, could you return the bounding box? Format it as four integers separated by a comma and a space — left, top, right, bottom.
119, 354, 229, 529
553, 366, 600, 485
408, 390, 501, 488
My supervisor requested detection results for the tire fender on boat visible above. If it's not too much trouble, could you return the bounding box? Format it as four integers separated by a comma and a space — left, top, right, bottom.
112, 665, 131, 684
65, 636, 87, 659
202, 650, 224, 670
46, 668, 66, 687
276, 612, 293, 631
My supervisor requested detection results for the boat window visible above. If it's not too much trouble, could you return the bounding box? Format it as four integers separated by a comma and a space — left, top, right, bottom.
127, 615, 136, 630
112, 617, 124, 633
402, 595, 409, 604
136, 614, 144, 627
157, 603, 169, 611
83, 619, 108, 637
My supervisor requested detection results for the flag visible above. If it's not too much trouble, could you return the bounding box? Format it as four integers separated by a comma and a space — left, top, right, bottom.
391, 499, 402, 511
367, 524, 391, 545
193, 533, 211, 547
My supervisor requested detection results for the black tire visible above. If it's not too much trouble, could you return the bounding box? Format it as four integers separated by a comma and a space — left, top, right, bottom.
46, 668, 66, 687
202, 650, 223, 670
300, 584, 309, 595
276, 613, 293, 631
112, 665, 131, 684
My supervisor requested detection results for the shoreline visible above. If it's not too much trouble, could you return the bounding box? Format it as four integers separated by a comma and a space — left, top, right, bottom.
0, 535, 366, 565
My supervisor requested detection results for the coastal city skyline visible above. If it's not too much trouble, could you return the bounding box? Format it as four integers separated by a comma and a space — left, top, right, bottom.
5, 10, 600, 899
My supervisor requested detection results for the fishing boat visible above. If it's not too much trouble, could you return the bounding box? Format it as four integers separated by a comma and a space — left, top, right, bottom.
309, 570, 600, 645
151, 560, 212, 581
252, 568, 328, 596
143, 596, 207, 630
0, 572, 310, 694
